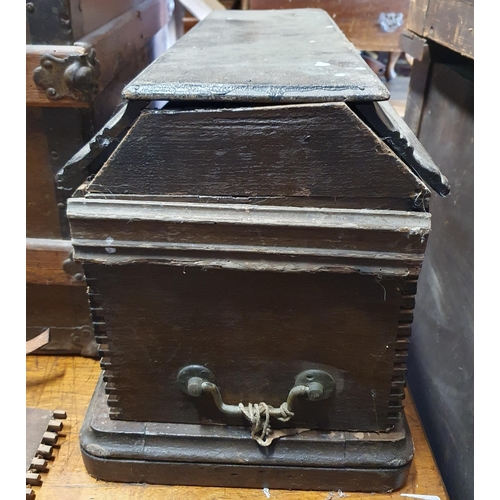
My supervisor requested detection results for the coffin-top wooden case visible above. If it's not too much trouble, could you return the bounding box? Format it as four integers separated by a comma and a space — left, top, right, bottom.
67, 9, 450, 492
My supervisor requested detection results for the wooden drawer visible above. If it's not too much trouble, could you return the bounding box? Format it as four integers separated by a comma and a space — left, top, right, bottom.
243, 0, 410, 51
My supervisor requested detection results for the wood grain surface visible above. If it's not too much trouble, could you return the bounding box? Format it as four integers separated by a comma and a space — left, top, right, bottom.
26, 109, 64, 239
406, 0, 473, 58
26, 355, 449, 499
88, 103, 424, 204
122, 9, 390, 103
244, 0, 410, 52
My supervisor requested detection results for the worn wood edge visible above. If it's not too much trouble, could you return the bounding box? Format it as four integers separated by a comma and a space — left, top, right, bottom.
352, 100, 450, 197
26, 238, 84, 286
81, 193, 420, 210
376, 100, 450, 195
25, 355, 450, 499
87, 101, 428, 199
77, 248, 424, 277
68, 200, 430, 273
343, 102, 431, 199
122, 81, 389, 104
122, 9, 391, 103
26, 45, 90, 107
81, 448, 412, 492
79, 375, 413, 473
68, 199, 431, 230
55, 100, 147, 211
74, 241, 426, 262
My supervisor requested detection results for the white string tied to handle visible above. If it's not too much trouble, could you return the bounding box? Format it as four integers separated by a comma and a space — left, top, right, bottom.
238, 401, 294, 447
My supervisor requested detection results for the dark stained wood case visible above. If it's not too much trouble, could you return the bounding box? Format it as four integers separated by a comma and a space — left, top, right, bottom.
68, 9, 449, 491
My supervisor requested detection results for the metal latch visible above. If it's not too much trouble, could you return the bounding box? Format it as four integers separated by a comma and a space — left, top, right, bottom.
33, 48, 100, 102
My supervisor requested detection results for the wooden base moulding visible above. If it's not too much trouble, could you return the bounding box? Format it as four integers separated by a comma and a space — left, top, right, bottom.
80, 376, 414, 492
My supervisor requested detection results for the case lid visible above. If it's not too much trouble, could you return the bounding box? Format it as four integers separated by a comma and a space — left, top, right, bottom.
123, 9, 390, 104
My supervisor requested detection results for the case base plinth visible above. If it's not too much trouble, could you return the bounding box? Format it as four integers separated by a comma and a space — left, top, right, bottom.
80, 376, 413, 492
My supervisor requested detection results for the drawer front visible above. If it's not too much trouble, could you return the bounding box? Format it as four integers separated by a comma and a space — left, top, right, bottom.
246, 0, 410, 51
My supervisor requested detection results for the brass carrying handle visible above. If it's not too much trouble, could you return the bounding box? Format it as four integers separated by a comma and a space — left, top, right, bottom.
177, 365, 335, 446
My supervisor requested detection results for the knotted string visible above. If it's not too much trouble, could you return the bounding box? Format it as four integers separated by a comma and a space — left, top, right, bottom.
238, 402, 294, 447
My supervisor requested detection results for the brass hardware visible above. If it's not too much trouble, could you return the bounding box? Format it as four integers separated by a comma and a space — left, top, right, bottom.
177, 365, 335, 446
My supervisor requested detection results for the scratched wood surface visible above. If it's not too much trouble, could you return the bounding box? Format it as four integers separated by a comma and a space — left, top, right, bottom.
26, 355, 449, 499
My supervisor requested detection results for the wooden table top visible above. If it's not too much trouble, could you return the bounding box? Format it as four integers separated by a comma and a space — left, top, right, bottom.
26, 355, 449, 500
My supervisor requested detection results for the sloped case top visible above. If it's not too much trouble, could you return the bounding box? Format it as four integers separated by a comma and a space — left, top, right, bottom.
123, 9, 390, 104
86, 102, 427, 203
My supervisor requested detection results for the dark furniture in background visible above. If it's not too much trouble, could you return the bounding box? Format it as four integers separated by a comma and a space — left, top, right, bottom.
26, 0, 182, 355
400, 1, 473, 499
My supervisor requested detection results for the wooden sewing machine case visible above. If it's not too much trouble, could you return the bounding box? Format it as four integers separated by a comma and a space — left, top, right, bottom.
67, 9, 450, 492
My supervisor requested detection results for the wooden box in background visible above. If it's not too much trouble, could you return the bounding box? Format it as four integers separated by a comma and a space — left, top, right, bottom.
26, 0, 182, 355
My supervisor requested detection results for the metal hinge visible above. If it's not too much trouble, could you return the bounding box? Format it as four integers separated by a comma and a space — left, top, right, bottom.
33, 48, 100, 102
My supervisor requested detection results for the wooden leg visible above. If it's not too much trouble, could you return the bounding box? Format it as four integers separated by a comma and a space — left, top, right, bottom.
385, 51, 402, 81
